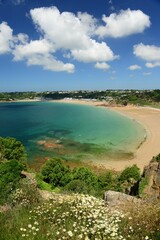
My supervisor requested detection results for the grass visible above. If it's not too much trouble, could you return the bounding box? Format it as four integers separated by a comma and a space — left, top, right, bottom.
0, 185, 160, 240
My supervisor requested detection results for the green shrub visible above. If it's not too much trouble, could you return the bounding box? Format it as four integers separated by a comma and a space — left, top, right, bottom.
0, 160, 24, 204
40, 158, 72, 188
154, 153, 160, 162
119, 164, 141, 182
139, 177, 148, 196
0, 137, 27, 163
98, 171, 114, 189
72, 167, 98, 188
65, 179, 88, 193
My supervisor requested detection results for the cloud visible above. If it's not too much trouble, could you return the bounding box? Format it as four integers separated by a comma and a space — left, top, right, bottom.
0, 6, 151, 73
96, 9, 150, 38
143, 72, 151, 75
13, 39, 53, 61
71, 40, 118, 62
128, 64, 141, 70
30, 6, 118, 64
0, 22, 13, 54
13, 39, 75, 73
0, 6, 116, 73
134, 43, 160, 68
95, 62, 110, 70
26, 53, 75, 73
145, 62, 160, 68
30, 7, 96, 50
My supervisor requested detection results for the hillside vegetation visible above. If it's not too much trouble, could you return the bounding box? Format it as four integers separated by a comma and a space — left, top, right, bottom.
0, 137, 160, 240
0, 89, 160, 107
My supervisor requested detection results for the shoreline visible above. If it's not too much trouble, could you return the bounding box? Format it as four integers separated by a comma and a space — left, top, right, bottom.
1, 98, 160, 172
51, 99, 160, 172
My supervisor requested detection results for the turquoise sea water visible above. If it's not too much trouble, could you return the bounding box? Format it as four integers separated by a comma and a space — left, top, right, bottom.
0, 102, 146, 166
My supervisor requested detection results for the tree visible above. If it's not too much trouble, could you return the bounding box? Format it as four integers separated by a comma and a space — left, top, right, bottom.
0, 137, 27, 163
0, 160, 24, 204
40, 158, 72, 187
65, 179, 88, 194
72, 167, 98, 189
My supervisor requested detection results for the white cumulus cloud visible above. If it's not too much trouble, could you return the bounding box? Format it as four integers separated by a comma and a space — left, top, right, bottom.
30, 7, 95, 50
30, 6, 118, 63
0, 22, 13, 54
13, 39, 53, 61
0, 6, 151, 73
95, 62, 110, 70
71, 40, 117, 63
26, 53, 75, 73
134, 43, 160, 68
96, 9, 150, 38
128, 64, 141, 70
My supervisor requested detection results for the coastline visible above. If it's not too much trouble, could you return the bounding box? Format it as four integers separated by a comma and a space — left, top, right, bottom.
52, 99, 160, 172
1, 98, 160, 172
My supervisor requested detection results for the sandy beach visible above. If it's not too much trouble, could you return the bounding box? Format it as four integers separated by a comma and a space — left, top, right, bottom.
54, 99, 160, 172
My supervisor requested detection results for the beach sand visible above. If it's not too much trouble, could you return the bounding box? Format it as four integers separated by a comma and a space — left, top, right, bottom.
54, 99, 160, 172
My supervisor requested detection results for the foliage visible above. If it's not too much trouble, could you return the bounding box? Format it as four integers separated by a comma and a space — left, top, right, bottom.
153, 153, 160, 162
0, 137, 27, 163
65, 179, 89, 194
0, 137, 27, 204
72, 167, 98, 188
0, 160, 24, 204
40, 158, 144, 196
1, 90, 160, 107
98, 171, 115, 189
139, 177, 148, 196
119, 164, 141, 183
40, 158, 72, 188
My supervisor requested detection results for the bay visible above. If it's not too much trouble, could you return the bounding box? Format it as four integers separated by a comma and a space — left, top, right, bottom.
0, 101, 146, 167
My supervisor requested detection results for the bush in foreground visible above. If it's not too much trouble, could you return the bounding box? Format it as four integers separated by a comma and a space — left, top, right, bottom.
0, 160, 24, 204
0, 137, 27, 163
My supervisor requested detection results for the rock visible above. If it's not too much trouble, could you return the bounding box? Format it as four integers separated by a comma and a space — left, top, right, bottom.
104, 190, 141, 207
143, 161, 160, 200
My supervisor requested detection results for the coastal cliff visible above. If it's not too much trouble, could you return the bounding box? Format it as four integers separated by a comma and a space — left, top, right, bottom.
142, 157, 160, 200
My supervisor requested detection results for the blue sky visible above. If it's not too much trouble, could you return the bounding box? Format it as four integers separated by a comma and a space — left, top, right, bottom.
0, 0, 160, 91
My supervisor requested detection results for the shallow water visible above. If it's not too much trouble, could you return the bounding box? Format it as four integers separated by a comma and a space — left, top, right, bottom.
0, 101, 146, 166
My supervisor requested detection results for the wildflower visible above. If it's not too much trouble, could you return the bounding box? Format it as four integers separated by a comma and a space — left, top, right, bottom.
68, 230, 73, 237
78, 234, 83, 239
34, 221, 39, 225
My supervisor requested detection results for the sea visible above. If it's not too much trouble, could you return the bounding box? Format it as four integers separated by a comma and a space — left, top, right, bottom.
0, 101, 146, 168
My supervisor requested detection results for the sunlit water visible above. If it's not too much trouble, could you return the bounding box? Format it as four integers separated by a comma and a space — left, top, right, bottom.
0, 102, 146, 166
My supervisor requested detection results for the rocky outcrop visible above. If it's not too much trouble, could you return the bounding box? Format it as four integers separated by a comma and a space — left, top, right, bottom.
142, 161, 160, 200
104, 190, 141, 207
